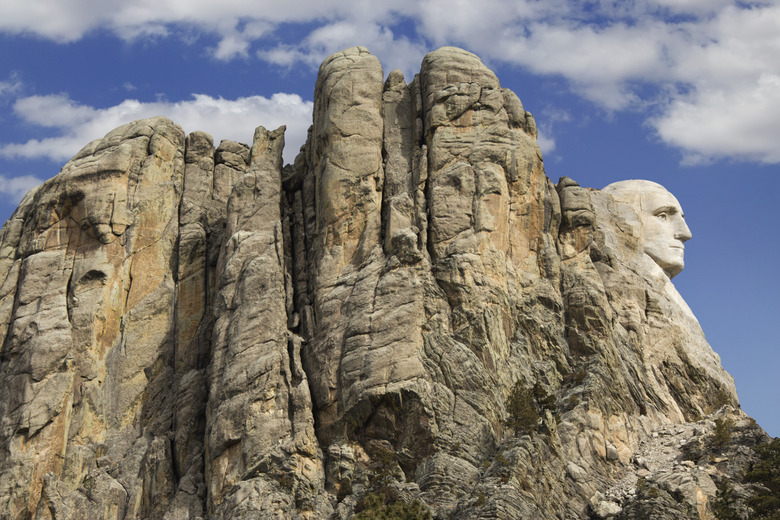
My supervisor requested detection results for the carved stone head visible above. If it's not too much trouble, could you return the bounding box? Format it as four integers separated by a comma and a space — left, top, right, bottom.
602, 180, 692, 279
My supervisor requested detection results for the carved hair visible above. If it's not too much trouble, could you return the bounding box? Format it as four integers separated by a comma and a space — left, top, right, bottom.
602, 179, 667, 207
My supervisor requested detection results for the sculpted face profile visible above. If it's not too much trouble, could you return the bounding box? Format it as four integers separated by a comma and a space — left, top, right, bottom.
602, 180, 692, 279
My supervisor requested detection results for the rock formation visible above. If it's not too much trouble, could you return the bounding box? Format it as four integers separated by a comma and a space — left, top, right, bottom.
0, 46, 771, 519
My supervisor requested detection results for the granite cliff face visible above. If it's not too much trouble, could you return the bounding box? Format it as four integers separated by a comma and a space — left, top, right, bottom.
0, 47, 769, 519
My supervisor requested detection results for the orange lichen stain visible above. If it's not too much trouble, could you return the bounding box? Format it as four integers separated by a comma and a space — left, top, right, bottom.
42, 217, 74, 251
131, 209, 166, 251
570, 227, 593, 256
480, 191, 509, 251
95, 298, 122, 359
22, 390, 73, 518
452, 109, 474, 128
125, 244, 166, 310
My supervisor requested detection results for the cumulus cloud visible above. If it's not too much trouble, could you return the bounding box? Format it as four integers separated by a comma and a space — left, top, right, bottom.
259, 21, 428, 80
0, 174, 43, 203
1, 0, 779, 164
0, 93, 313, 165
209, 20, 273, 60
536, 131, 556, 156
654, 74, 780, 164
0, 0, 404, 55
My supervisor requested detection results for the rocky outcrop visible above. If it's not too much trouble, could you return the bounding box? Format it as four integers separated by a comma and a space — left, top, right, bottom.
0, 46, 768, 520
0, 118, 186, 518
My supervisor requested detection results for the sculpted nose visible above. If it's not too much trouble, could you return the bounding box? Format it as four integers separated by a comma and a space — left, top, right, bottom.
676, 218, 692, 242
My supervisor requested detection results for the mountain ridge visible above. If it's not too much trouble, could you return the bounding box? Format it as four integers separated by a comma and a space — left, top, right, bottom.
0, 45, 770, 520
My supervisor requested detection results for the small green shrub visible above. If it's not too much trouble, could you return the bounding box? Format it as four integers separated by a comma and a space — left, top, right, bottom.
711, 482, 740, 520
504, 379, 558, 435
746, 437, 780, 520
277, 473, 293, 490
563, 367, 587, 385
636, 477, 660, 499
504, 381, 540, 435
336, 479, 352, 502
712, 387, 733, 409
712, 418, 734, 448
532, 382, 557, 411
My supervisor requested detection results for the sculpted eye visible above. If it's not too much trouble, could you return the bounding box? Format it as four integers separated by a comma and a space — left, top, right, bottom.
653, 206, 677, 221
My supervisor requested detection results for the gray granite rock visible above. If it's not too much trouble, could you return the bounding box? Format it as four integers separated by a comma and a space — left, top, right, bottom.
0, 47, 766, 520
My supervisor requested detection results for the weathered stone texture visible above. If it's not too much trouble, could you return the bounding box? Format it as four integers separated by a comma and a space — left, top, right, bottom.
0, 47, 763, 520
205, 125, 329, 519
0, 117, 185, 519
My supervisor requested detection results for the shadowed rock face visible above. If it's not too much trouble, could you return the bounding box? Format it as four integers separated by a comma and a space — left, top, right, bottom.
0, 47, 759, 520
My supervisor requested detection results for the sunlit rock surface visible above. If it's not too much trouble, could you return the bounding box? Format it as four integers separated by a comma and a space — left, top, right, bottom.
0, 46, 767, 520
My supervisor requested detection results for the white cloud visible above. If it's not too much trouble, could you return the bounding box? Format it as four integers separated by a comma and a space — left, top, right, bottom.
0, 0, 112, 42
654, 74, 780, 164
495, 21, 671, 110
536, 131, 556, 156
0, 75, 22, 98
1, 0, 779, 163
649, 0, 740, 14
645, 4, 780, 163
211, 34, 251, 61
0, 0, 405, 59
0, 174, 43, 203
260, 20, 428, 80
13, 94, 96, 127
258, 45, 308, 68
209, 20, 273, 60
1, 93, 313, 165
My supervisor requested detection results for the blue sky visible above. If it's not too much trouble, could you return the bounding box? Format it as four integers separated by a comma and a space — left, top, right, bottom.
0, 0, 777, 436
